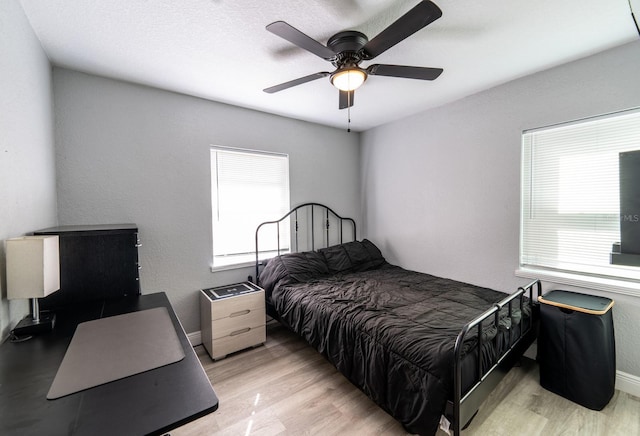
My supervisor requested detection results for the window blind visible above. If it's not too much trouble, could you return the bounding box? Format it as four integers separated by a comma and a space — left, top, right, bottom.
521, 108, 640, 282
211, 147, 290, 266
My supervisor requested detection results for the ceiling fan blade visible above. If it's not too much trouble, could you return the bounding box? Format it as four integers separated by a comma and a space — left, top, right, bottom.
263, 72, 330, 94
367, 64, 443, 80
339, 90, 355, 109
266, 21, 336, 60
362, 1, 442, 60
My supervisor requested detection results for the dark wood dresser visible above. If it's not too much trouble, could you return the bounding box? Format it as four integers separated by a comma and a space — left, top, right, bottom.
34, 224, 141, 309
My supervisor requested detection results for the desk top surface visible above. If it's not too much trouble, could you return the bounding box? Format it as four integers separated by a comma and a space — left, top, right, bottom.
0, 292, 218, 436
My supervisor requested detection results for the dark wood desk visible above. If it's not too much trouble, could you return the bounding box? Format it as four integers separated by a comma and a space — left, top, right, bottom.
0, 293, 218, 435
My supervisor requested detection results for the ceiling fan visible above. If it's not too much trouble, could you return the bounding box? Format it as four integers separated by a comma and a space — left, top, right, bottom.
263, 0, 444, 110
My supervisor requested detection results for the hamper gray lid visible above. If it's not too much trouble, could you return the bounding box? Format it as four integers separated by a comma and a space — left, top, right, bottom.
538, 289, 614, 314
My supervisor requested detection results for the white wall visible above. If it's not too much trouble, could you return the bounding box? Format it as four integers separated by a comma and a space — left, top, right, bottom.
361, 41, 640, 377
0, 1, 58, 340
53, 68, 360, 333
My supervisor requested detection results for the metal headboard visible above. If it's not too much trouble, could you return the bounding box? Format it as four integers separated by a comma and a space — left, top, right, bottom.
255, 203, 357, 284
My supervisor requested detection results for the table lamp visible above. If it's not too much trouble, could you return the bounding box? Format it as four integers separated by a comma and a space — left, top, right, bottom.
6, 235, 60, 336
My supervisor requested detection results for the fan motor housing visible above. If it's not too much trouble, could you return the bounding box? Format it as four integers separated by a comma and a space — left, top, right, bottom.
327, 31, 368, 56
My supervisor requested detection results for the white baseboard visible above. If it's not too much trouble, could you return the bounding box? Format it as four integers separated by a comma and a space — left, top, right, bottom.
616, 370, 640, 398
187, 330, 202, 347
183, 329, 640, 398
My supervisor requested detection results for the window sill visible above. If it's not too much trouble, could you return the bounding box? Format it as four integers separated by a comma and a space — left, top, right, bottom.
210, 261, 255, 273
211, 250, 288, 273
515, 267, 640, 297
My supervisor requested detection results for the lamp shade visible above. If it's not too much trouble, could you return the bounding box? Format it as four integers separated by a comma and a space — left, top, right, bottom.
6, 235, 60, 299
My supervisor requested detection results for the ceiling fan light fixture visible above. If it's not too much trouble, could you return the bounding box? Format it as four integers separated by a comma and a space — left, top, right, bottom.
331, 68, 367, 91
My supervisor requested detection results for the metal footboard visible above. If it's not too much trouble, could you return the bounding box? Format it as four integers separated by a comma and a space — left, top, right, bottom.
450, 279, 541, 435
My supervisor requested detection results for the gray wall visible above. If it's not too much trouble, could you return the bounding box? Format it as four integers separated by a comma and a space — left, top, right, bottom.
52, 68, 361, 333
0, 1, 58, 340
361, 41, 640, 377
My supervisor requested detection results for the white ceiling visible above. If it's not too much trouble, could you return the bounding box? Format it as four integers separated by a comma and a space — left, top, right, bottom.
19, 0, 640, 132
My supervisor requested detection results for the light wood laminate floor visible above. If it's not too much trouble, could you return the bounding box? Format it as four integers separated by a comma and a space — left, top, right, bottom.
173, 321, 640, 436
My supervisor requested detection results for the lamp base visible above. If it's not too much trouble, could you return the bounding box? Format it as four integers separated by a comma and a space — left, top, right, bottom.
12, 313, 56, 337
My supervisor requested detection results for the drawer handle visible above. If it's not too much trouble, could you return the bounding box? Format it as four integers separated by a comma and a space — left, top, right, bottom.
230, 309, 250, 318
230, 327, 251, 336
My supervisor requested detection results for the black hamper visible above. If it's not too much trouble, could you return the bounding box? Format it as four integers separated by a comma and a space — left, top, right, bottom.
538, 290, 616, 410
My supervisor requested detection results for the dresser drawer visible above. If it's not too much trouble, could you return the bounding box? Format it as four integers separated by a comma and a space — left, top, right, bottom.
210, 325, 266, 360
212, 308, 264, 340
211, 290, 264, 321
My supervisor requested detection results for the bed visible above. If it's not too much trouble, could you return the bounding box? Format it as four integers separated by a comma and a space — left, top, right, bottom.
254, 203, 540, 436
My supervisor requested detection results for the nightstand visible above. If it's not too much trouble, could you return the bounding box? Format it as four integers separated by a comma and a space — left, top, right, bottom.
200, 282, 266, 360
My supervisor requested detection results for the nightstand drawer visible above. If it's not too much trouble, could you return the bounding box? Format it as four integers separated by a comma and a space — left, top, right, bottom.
210, 325, 266, 360
212, 308, 264, 339
211, 290, 264, 321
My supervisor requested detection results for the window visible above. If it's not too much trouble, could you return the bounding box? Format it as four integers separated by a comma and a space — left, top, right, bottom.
211, 147, 290, 269
520, 108, 640, 289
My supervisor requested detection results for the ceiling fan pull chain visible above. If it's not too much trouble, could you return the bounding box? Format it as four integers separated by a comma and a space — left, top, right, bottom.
347, 94, 352, 132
